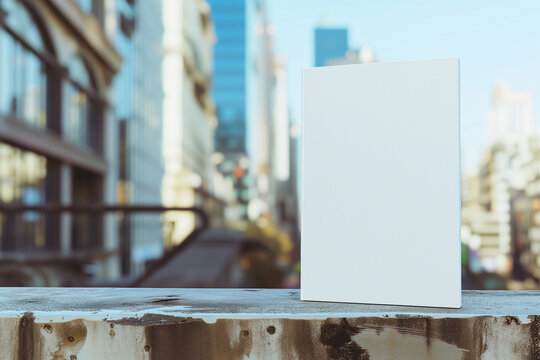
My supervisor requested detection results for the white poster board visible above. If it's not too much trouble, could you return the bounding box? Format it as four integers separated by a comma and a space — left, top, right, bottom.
301, 58, 461, 308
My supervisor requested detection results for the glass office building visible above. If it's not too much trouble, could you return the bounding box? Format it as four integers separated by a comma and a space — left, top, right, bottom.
207, 0, 249, 204
314, 27, 348, 67
109, 0, 164, 276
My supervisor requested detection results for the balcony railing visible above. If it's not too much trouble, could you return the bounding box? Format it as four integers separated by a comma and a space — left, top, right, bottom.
0, 204, 210, 285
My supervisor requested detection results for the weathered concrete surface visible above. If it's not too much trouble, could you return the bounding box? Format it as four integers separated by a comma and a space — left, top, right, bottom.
0, 288, 538, 359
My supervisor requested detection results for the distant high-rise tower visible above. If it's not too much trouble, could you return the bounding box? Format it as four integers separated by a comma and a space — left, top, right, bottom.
207, 0, 249, 206
208, 1, 247, 167
488, 83, 534, 143
314, 27, 348, 67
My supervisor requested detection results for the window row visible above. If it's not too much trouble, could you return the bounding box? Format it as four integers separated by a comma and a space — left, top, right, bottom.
0, 141, 105, 252
0, 0, 105, 153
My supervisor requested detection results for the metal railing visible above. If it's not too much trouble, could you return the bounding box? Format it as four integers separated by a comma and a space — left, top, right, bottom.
0, 204, 210, 285
0, 204, 208, 225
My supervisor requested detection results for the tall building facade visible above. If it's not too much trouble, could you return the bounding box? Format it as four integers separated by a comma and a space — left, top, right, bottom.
513, 136, 540, 281
314, 27, 348, 67
247, 0, 275, 220
273, 56, 299, 252
246, 2, 297, 236
106, 0, 164, 277
162, 0, 222, 247
462, 83, 534, 279
207, 0, 250, 208
0, 0, 121, 281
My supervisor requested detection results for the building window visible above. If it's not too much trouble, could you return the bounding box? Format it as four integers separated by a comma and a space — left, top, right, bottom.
0, 142, 48, 251
74, 0, 104, 26
0, 0, 58, 130
72, 167, 103, 251
74, 0, 92, 13
64, 56, 103, 152
119, 12, 135, 38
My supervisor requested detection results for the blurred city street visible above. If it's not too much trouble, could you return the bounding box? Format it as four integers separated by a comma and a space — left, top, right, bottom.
0, 0, 539, 290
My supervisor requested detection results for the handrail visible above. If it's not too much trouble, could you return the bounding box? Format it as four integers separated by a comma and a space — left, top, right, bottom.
0, 204, 212, 285
0, 204, 209, 230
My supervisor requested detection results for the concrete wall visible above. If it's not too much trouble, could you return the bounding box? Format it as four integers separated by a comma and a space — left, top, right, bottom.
1, 288, 539, 359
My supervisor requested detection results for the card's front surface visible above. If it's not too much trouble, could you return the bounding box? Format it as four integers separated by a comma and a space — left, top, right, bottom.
301, 58, 461, 308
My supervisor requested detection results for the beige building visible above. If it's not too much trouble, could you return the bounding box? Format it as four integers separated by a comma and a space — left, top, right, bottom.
247, 1, 277, 221
463, 82, 535, 276
463, 83, 535, 277
161, 0, 224, 247
512, 136, 540, 279
247, 3, 298, 234
467, 141, 528, 275
463, 147, 514, 275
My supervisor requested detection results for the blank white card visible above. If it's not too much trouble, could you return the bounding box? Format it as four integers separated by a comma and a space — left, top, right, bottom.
301, 58, 461, 308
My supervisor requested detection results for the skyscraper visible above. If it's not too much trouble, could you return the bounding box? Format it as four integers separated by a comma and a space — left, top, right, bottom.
314, 27, 348, 67
207, 0, 250, 206
106, 0, 165, 277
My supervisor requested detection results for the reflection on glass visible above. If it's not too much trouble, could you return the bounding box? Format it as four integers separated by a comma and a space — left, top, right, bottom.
0, 142, 47, 251
74, 0, 93, 14
0, 1, 49, 129
67, 56, 92, 88
64, 56, 102, 152
64, 81, 89, 147
2, 0, 48, 52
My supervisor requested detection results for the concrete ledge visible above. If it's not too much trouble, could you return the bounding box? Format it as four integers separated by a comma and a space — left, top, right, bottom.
1, 289, 539, 359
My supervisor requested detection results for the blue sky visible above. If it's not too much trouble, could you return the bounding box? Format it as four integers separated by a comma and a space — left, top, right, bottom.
267, 0, 540, 172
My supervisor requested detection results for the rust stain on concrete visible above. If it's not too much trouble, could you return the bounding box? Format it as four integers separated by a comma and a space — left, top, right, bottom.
2, 314, 536, 359
528, 315, 540, 360
319, 319, 370, 360
17, 312, 35, 360
50, 319, 87, 360
98, 314, 536, 359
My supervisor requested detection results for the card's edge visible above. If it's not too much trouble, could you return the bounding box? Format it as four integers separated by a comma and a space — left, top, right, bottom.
301, 294, 462, 310
457, 57, 462, 308
300, 68, 307, 300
